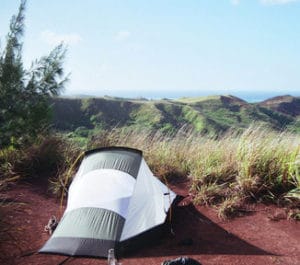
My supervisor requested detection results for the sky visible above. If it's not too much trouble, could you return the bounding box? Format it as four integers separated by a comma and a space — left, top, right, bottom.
0, 0, 300, 100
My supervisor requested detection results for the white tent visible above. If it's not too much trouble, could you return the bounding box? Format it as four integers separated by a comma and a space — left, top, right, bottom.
40, 147, 176, 257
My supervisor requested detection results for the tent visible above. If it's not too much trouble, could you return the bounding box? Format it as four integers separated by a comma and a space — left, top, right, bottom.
40, 146, 177, 257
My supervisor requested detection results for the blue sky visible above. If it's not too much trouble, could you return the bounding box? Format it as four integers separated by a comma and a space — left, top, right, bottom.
1, 0, 300, 99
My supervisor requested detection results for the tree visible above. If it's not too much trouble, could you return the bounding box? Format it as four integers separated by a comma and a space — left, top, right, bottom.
0, 0, 68, 147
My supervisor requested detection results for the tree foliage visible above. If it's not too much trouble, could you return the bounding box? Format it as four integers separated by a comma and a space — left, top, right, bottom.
0, 0, 68, 147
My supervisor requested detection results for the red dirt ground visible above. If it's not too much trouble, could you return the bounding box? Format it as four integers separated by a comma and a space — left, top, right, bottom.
0, 180, 299, 265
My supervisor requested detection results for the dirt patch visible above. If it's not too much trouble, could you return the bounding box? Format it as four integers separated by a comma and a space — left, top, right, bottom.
0, 181, 299, 265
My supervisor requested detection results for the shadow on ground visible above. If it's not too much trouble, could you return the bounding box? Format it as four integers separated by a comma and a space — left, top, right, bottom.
128, 202, 274, 258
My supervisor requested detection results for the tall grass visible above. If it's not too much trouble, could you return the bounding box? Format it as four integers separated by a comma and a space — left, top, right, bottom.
1, 125, 299, 219
88, 127, 194, 181
87, 125, 300, 219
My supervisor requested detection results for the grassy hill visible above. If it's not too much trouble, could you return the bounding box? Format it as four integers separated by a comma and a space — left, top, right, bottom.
258, 95, 300, 117
50, 94, 300, 136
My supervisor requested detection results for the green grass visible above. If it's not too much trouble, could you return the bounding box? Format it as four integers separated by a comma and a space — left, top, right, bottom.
175, 95, 222, 104
1, 125, 299, 220
190, 126, 300, 218
130, 103, 163, 128
182, 106, 205, 131
84, 125, 300, 219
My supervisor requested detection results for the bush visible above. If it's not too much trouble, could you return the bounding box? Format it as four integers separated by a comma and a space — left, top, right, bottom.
0, 134, 81, 184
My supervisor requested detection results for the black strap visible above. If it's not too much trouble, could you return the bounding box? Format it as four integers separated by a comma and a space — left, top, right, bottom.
20, 250, 37, 257
20, 251, 72, 265
58, 256, 72, 265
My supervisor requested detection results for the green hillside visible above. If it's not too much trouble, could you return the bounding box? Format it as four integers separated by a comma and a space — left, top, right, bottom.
258, 95, 300, 117
50, 95, 300, 136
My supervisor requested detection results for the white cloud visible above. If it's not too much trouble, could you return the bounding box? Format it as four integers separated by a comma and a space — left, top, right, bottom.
230, 0, 299, 6
40, 30, 82, 46
260, 0, 299, 4
231, 0, 241, 5
115, 30, 131, 41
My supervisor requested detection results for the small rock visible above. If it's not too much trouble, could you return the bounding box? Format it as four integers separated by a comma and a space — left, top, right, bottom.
267, 209, 287, 221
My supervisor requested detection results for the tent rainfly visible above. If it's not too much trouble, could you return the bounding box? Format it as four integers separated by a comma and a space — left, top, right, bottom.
39, 147, 177, 257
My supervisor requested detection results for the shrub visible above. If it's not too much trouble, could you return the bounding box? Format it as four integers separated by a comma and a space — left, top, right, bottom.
0, 134, 81, 188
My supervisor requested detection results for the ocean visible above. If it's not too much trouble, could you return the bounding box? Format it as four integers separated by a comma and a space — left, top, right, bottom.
65, 89, 300, 103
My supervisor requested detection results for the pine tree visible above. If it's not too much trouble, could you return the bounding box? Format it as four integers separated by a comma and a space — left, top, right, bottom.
0, 0, 68, 147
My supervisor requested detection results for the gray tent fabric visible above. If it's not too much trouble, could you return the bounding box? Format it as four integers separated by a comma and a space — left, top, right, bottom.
40, 208, 124, 257
79, 147, 142, 179
39, 147, 176, 258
